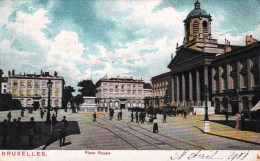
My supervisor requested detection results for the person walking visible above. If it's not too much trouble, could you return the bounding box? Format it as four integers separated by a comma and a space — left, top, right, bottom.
58, 122, 68, 147
131, 112, 134, 122
21, 109, 24, 117
55, 108, 58, 117
93, 112, 97, 122
52, 114, 57, 126
183, 111, 187, 119
135, 112, 139, 123
2, 119, 8, 148
29, 117, 36, 135
119, 111, 122, 120
163, 113, 167, 123
61, 116, 69, 128
153, 118, 159, 133
241, 114, 245, 131
7, 112, 11, 122
225, 112, 229, 123
40, 110, 44, 119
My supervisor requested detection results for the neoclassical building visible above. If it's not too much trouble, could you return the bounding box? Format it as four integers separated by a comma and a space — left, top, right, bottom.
7, 70, 65, 109
96, 76, 150, 110
151, 1, 260, 115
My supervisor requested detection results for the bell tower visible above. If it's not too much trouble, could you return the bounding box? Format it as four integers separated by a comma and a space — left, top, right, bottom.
184, 0, 212, 45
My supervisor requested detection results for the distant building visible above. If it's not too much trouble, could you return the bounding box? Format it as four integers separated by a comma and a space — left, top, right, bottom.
96, 76, 147, 110
151, 1, 260, 115
1, 77, 8, 94
143, 83, 152, 98
7, 70, 65, 109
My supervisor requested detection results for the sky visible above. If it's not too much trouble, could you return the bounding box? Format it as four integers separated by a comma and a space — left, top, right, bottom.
0, 0, 260, 90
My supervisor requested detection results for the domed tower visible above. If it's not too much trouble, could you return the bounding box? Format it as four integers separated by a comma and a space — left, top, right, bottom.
184, 0, 212, 45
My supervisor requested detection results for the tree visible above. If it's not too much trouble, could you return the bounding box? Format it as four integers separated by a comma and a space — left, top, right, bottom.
73, 94, 84, 107
62, 86, 75, 112
77, 80, 96, 96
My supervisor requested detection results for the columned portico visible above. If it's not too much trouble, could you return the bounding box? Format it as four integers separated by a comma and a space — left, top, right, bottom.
182, 73, 186, 106
189, 72, 193, 105
196, 69, 201, 105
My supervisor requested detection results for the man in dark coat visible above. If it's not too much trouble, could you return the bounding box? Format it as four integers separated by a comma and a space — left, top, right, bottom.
7, 112, 11, 122
93, 112, 97, 121
135, 112, 139, 123
163, 113, 167, 123
58, 122, 67, 147
131, 112, 134, 122
2, 119, 8, 148
52, 114, 57, 126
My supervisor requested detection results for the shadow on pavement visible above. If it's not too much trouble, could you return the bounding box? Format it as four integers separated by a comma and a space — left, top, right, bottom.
0, 121, 80, 150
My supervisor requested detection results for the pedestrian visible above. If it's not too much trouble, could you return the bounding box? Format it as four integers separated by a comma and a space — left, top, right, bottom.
29, 117, 36, 135
117, 112, 120, 121
17, 117, 22, 140
153, 118, 159, 133
183, 111, 187, 119
131, 112, 134, 122
93, 112, 97, 121
7, 112, 11, 122
2, 119, 8, 148
52, 114, 57, 126
135, 112, 139, 123
55, 108, 58, 117
28, 124, 35, 147
58, 122, 68, 147
225, 112, 229, 123
61, 116, 69, 128
38, 127, 43, 140
163, 113, 167, 123
40, 110, 44, 119
119, 111, 122, 120
21, 109, 24, 117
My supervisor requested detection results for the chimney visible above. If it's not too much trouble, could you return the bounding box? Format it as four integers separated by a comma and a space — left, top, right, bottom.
246, 35, 258, 46
225, 40, 231, 52
45, 72, 49, 76
54, 71, 57, 77
12, 70, 15, 76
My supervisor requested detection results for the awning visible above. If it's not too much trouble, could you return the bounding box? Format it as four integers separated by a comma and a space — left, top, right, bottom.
250, 100, 260, 112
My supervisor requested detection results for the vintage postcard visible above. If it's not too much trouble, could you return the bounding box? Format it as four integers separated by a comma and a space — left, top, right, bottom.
0, 0, 260, 161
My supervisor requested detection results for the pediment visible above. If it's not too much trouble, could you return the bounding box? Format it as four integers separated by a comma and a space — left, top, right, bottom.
168, 48, 202, 68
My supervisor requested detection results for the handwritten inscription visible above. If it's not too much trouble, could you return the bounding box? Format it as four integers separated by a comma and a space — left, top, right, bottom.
170, 150, 249, 161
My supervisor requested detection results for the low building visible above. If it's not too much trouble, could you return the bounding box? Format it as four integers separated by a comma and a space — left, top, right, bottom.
1, 77, 8, 94
7, 70, 65, 109
96, 76, 147, 110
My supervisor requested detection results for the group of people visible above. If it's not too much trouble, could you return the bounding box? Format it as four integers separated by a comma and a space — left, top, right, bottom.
2, 109, 70, 148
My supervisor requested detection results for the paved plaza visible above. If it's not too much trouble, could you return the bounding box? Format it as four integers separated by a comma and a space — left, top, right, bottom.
0, 110, 260, 150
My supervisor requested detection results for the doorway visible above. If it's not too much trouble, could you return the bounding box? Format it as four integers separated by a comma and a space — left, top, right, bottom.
231, 101, 239, 115
120, 104, 125, 110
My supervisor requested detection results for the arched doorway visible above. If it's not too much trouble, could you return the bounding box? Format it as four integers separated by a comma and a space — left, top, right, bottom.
215, 98, 220, 114
222, 97, 228, 112
231, 101, 239, 115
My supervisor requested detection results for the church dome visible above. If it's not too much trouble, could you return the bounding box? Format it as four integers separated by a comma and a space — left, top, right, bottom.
186, 1, 208, 19
187, 9, 208, 19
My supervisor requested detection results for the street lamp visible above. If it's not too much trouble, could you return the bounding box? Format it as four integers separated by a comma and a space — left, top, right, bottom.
204, 85, 209, 121
45, 79, 52, 125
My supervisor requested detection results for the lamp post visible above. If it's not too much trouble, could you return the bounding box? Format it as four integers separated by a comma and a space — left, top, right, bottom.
45, 79, 52, 125
204, 85, 210, 132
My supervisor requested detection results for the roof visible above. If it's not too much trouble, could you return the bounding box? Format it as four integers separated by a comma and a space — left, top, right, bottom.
187, 9, 208, 19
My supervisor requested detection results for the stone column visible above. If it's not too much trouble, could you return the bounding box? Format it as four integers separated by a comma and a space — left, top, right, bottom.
182, 73, 186, 105
227, 64, 231, 89
196, 69, 201, 104
219, 66, 223, 91
171, 75, 175, 105
176, 75, 180, 104
189, 72, 193, 102
211, 67, 215, 93
237, 61, 241, 90
247, 58, 252, 90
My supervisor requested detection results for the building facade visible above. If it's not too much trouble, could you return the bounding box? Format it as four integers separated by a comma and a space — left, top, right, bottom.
7, 70, 65, 109
151, 1, 260, 115
1, 77, 8, 94
96, 76, 147, 110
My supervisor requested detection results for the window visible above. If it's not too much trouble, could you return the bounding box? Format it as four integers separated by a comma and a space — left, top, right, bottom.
42, 81, 47, 86
27, 81, 32, 86
193, 21, 199, 34
35, 82, 39, 87
20, 89, 25, 96
42, 99, 46, 106
42, 89, 46, 96
35, 90, 39, 96
13, 89, 17, 95
55, 89, 59, 96
55, 100, 59, 107
20, 81, 24, 86
27, 90, 32, 96
13, 81, 18, 86
27, 99, 32, 105
121, 85, 124, 89
115, 85, 118, 89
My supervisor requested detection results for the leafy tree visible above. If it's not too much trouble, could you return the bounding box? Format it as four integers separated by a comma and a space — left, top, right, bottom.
72, 94, 84, 107
77, 79, 96, 96
62, 86, 75, 111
